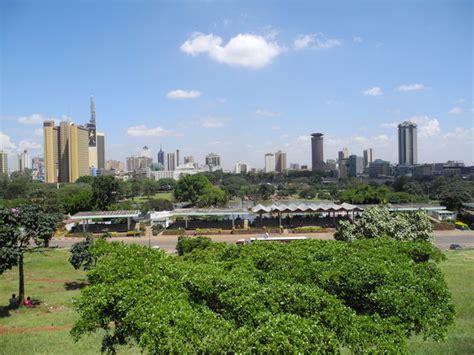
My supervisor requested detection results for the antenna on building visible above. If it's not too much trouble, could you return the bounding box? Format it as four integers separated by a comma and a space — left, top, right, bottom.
90, 96, 96, 124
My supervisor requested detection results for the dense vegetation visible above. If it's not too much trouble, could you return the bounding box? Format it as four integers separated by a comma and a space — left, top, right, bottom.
72, 238, 455, 353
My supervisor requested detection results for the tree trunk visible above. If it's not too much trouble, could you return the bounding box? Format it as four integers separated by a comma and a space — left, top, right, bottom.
18, 252, 25, 305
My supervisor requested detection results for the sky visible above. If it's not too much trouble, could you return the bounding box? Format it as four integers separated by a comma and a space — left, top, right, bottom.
1, 0, 473, 170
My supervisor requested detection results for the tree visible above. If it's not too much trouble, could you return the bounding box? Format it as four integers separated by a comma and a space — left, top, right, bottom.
439, 186, 471, 211
72, 238, 454, 353
196, 186, 227, 207
69, 232, 110, 270
75, 176, 95, 185
174, 174, 213, 206
141, 198, 174, 213
335, 206, 433, 243
142, 179, 158, 198
0, 205, 59, 303
258, 183, 275, 200
157, 178, 177, 191
91, 176, 120, 210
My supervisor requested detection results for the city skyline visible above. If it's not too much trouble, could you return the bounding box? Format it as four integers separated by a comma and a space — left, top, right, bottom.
1, 1, 472, 169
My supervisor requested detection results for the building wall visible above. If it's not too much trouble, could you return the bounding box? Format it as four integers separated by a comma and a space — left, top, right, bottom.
265, 153, 275, 173
97, 133, 105, 169
275, 151, 287, 172
311, 133, 324, 171
69, 125, 90, 182
59, 122, 71, 182
167, 153, 176, 171
0, 151, 8, 174
43, 122, 59, 183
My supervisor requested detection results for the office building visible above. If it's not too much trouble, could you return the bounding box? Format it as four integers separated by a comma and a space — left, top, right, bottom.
97, 133, 105, 170
87, 96, 98, 169
338, 148, 349, 179
205, 153, 221, 170
369, 159, 391, 178
289, 163, 300, 171
18, 150, 32, 171
275, 150, 287, 173
106, 160, 124, 171
363, 148, 373, 168
157, 145, 165, 165
141, 146, 151, 159
325, 159, 337, 172
311, 133, 325, 172
348, 155, 364, 177
234, 161, 249, 174
32, 157, 44, 181
0, 151, 7, 174
126, 156, 152, 172
44, 120, 89, 183
183, 155, 194, 164
398, 121, 417, 165
264, 153, 275, 173
176, 149, 180, 167
167, 153, 176, 171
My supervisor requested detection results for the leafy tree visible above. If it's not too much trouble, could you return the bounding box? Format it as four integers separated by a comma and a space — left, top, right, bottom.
176, 235, 212, 256
196, 185, 227, 207
157, 178, 177, 191
335, 206, 433, 242
58, 184, 93, 214
91, 176, 120, 210
69, 232, 110, 270
141, 198, 174, 213
439, 186, 471, 211
72, 238, 454, 353
0, 205, 59, 303
130, 177, 144, 199
258, 183, 275, 200
75, 176, 95, 185
142, 179, 158, 198
174, 174, 213, 206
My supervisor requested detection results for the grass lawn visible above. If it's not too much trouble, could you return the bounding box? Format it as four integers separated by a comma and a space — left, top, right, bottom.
0, 248, 472, 354
132, 191, 173, 203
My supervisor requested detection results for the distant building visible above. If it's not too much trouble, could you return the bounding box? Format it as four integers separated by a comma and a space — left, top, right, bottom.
167, 153, 176, 171
205, 153, 221, 170
176, 149, 180, 167
0, 151, 8, 174
264, 153, 275, 173
363, 148, 373, 168
338, 148, 349, 178
311, 133, 325, 172
157, 145, 165, 165
31, 157, 44, 180
183, 155, 194, 164
275, 150, 287, 173
148, 163, 206, 181
348, 155, 364, 177
126, 156, 152, 172
141, 146, 151, 159
289, 163, 300, 170
412, 164, 434, 178
325, 159, 337, 172
106, 160, 124, 171
96, 133, 105, 170
301, 165, 309, 170
398, 121, 417, 165
235, 161, 249, 174
18, 150, 32, 172
369, 159, 391, 178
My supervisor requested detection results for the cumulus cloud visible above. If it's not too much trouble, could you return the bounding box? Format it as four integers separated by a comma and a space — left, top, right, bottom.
34, 128, 43, 136
0, 132, 17, 152
166, 89, 201, 99
409, 116, 441, 138
18, 140, 41, 151
449, 107, 463, 114
353, 36, 363, 43
200, 117, 229, 128
17, 114, 48, 125
397, 83, 425, 92
380, 122, 398, 129
255, 109, 281, 117
293, 33, 342, 50
126, 125, 175, 137
363, 87, 383, 96
180, 32, 283, 69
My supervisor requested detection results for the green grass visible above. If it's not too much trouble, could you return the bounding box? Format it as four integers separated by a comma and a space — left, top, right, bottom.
132, 192, 173, 203
408, 249, 474, 354
0, 248, 472, 354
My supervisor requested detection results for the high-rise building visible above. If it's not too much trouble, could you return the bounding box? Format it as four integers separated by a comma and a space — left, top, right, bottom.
167, 153, 176, 171
369, 159, 391, 178
183, 155, 194, 164
0, 151, 8, 174
311, 133, 325, 172
44, 120, 89, 183
275, 150, 287, 173
289, 163, 300, 171
264, 153, 275, 173
141, 146, 151, 159
338, 148, 349, 179
87, 96, 98, 169
398, 121, 417, 165
31, 157, 44, 181
157, 145, 165, 165
106, 160, 124, 171
18, 150, 32, 171
205, 153, 221, 169
176, 149, 180, 167
363, 148, 373, 168
234, 161, 249, 174
97, 133, 105, 170
348, 155, 364, 177
126, 156, 152, 172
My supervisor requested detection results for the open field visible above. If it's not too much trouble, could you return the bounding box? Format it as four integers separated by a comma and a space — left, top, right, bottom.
132, 192, 173, 203
0, 247, 472, 354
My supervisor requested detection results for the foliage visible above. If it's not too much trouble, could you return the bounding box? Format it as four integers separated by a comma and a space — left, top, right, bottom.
196, 185, 227, 207
339, 184, 424, 204
335, 206, 433, 242
91, 176, 120, 210
69, 234, 95, 270
176, 236, 212, 255
174, 174, 227, 207
140, 198, 173, 213
439, 186, 472, 211
292, 226, 325, 233
258, 183, 275, 200
194, 228, 223, 234
72, 238, 455, 353
58, 184, 94, 214
454, 221, 469, 230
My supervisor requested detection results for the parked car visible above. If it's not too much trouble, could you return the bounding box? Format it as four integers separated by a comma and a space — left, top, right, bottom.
449, 244, 462, 250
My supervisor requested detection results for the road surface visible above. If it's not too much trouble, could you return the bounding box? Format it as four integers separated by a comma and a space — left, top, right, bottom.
50, 229, 474, 253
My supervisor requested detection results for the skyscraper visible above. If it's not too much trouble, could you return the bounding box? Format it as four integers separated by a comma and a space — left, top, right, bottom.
348, 155, 364, 177
398, 121, 417, 165
275, 150, 287, 173
264, 153, 275, 173
167, 153, 176, 171
176, 149, 180, 167
44, 120, 89, 183
205, 153, 221, 170
338, 148, 349, 179
311, 133, 325, 172
141, 146, 151, 159
18, 150, 32, 171
157, 145, 165, 165
363, 148, 373, 168
87, 96, 98, 169
183, 155, 194, 164
0, 151, 8, 174
97, 133, 105, 169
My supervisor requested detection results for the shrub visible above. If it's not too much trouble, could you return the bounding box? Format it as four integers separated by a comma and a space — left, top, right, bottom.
162, 228, 185, 235
151, 224, 164, 236
126, 231, 142, 237
455, 221, 469, 230
194, 228, 223, 235
176, 235, 212, 256
292, 226, 326, 233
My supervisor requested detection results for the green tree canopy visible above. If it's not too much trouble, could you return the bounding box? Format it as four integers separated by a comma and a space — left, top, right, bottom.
174, 174, 214, 206
91, 176, 120, 210
72, 238, 454, 353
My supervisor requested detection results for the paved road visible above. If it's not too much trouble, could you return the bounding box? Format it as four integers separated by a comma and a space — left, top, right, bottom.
50, 230, 474, 253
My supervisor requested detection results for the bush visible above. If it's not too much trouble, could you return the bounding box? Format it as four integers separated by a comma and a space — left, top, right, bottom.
176, 235, 212, 256
151, 224, 164, 236
194, 228, 223, 235
72, 238, 455, 353
455, 221, 469, 230
162, 228, 185, 235
291, 226, 326, 233
126, 231, 142, 237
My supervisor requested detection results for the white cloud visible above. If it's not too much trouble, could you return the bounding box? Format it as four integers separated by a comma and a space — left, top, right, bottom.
271, 125, 281, 130
0, 132, 17, 152
363, 87, 383, 96
17, 114, 47, 125
166, 89, 201, 99
294, 33, 342, 50
200, 117, 229, 128
409, 116, 441, 138
34, 128, 43, 136
380, 122, 398, 129
397, 83, 425, 92
353, 36, 363, 43
449, 107, 463, 115
18, 140, 41, 151
126, 125, 175, 137
255, 109, 281, 117
180, 32, 283, 69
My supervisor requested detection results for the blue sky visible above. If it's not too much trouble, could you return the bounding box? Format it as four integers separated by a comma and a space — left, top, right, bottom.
1, 0, 472, 169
